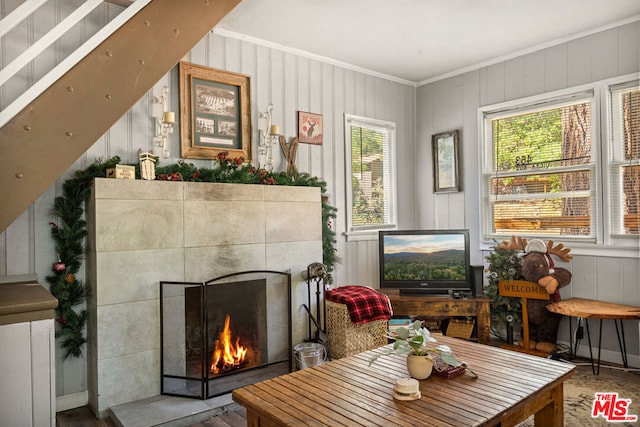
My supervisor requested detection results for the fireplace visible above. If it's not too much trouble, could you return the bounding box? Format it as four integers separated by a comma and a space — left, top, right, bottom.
87, 180, 322, 415
160, 271, 292, 399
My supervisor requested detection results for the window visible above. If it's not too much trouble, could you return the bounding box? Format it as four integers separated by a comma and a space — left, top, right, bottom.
480, 77, 640, 251
480, 91, 597, 241
344, 114, 396, 233
609, 81, 640, 236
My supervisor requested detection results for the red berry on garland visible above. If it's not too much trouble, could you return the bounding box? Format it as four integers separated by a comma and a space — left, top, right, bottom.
53, 259, 66, 272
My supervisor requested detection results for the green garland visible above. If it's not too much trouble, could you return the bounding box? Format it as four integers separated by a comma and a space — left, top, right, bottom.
48, 154, 339, 359
46, 157, 122, 359
484, 241, 523, 340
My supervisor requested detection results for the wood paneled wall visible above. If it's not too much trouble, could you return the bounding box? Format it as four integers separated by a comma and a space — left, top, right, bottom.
416, 20, 640, 365
0, 14, 415, 400
1, 0, 638, 403
184, 32, 417, 289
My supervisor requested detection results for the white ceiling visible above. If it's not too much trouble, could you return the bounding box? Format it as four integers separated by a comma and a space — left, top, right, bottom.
216, 0, 640, 84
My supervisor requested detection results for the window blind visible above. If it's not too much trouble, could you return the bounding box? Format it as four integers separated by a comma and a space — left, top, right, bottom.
610, 84, 640, 235
345, 115, 396, 231
484, 98, 596, 239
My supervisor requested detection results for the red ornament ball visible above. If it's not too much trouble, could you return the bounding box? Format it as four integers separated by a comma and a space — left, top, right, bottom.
52, 260, 66, 272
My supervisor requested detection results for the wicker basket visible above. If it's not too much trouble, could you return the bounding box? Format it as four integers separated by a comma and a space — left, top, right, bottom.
445, 318, 475, 340
325, 300, 388, 359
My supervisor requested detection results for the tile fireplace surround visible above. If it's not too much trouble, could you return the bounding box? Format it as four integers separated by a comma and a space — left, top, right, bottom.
86, 178, 322, 417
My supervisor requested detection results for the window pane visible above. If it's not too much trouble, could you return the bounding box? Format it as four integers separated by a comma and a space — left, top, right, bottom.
622, 164, 639, 234
490, 171, 591, 196
351, 126, 386, 227
485, 99, 594, 239
346, 115, 396, 232
612, 86, 640, 236
622, 90, 640, 161
621, 91, 639, 235
492, 103, 591, 173
493, 197, 591, 236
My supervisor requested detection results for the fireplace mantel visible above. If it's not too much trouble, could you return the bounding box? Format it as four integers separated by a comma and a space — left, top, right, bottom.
86, 178, 322, 416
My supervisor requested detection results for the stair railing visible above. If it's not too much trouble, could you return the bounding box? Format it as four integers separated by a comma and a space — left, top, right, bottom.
0, 0, 152, 128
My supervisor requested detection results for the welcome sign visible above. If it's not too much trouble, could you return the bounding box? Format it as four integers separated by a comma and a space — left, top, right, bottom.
498, 280, 550, 300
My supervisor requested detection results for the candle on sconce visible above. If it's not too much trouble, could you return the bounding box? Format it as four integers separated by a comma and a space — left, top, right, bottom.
269, 125, 280, 135
163, 111, 176, 124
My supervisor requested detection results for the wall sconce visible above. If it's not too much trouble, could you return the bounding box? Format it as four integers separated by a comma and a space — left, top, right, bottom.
259, 104, 279, 171
154, 86, 175, 158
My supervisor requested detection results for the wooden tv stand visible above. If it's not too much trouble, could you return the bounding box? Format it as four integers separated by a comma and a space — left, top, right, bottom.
380, 289, 491, 345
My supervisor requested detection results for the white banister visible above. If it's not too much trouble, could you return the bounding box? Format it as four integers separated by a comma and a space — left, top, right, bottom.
0, 0, 49, 39
0, 0, 152, 128
0, 0, 104, 87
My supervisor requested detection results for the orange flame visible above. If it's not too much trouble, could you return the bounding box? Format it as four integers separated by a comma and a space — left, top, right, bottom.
210, 314, 247, 374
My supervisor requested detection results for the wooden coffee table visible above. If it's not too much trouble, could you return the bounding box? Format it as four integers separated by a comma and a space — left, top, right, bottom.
232, 334, 575, 426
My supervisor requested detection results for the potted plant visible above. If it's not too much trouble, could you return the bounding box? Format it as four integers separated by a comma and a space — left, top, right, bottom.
368, 320, 474, 380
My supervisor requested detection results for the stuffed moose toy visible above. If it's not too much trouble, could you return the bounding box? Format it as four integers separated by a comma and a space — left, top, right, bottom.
500, 236, 573, 353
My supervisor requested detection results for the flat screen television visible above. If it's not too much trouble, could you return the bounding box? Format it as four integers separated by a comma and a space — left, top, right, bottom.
378, 229, 471, 296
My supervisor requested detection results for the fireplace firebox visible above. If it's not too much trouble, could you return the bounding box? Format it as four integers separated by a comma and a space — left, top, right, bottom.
160, 271, 292, 399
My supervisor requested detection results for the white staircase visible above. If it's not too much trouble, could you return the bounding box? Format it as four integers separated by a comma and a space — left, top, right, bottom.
0, 0, 149, 128
0, 0, 242, 232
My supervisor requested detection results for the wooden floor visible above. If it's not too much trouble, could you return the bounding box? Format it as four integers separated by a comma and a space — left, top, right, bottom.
56, 408, 116, 427
185, 408, 247, 427
55, 406, 247, 427
56, 362, 634, 427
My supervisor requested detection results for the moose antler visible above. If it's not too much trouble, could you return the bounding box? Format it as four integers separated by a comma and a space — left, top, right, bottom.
499, 235, 528, 251
546, 240, 573, 262
499, 236, 573, 261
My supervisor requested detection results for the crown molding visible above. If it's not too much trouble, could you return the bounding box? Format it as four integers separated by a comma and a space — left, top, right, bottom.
212, 28, 418, 87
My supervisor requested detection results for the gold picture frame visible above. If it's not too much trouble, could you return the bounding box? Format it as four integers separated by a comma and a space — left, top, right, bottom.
179, 62, 252, 160
432, 130, 461, 193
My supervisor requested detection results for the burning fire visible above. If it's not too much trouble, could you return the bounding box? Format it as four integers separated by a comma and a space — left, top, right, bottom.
210, 314, 248, 374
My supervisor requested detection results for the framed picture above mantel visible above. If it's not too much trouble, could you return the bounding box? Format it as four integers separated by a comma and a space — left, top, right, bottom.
179, 62, 252, 161
432, 130, 461, 193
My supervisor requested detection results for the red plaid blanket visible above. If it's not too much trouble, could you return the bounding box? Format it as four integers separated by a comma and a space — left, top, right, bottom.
325, 285, 393, 325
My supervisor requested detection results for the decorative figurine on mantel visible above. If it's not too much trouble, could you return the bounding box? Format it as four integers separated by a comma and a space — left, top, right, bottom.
280, 136, 299, 177
138, 149, 156, 180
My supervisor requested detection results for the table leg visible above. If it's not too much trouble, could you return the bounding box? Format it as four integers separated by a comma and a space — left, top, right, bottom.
573, 317, 583, 360
585, 319, 598, 375
477, 299, 491, 344
568, 316, 574, 358
614, 319, 629, 368
534, 382, 564, 426
246, 409, 261, 427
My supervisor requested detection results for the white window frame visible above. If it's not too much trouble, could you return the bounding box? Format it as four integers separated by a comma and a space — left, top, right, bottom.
478, 77, 639, 258
344, 113, 397, 240
604, 76, 640, 247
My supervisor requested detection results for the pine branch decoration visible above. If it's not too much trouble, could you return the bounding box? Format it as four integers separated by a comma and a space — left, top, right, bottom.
485, 241, 524, 339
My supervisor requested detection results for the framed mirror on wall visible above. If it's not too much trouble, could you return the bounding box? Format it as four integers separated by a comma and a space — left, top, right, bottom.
432, 130, 461, 193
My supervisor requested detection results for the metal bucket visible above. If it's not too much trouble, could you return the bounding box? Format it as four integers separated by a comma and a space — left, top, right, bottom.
293, 342, 327, 369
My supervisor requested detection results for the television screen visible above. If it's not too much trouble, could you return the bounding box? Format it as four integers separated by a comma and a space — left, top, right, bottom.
379, 229, 471, 295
